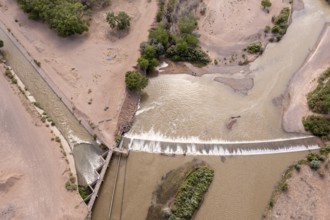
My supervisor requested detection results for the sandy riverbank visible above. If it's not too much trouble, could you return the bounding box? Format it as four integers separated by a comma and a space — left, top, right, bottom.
0, 67, 87, 219
0, 0, 157, 146
282, 23, 330, 133
198, 0, 290, 67
265, 157, 330, 219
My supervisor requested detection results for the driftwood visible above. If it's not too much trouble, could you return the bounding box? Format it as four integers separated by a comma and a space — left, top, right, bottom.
226, 115, 241, 130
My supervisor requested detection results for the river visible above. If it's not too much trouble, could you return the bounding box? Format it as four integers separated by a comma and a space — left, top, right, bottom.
93, 0, 330, 219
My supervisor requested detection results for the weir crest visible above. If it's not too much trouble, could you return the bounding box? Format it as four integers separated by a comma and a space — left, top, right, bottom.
123, 135, 322, 156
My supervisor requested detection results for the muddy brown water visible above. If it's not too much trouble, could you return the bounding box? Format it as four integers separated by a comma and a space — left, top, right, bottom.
92, 151, 311, 220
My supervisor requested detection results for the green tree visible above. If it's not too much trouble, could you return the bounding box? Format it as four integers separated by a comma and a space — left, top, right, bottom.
303, 115, 330, 138
261, 0, 272, 10
0, 40, 3, 48
184, 34, 198, 47
149, 25, 169, 47
142, 45, 157, 59
106, 11, 131, 31
18, 0, 88, 37
178, 16, 197, 35
125, 71, 148, 90
137, 57, 149, 72
49, 0, 88, 37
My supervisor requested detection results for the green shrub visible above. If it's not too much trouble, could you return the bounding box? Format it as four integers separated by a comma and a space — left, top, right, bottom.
307, 68, 330, 114
137, 57, 149, 71
269, 7, 290, 42
271, 25, 281, 33
245, 42, 263, 54
309, 160, 321, 170
125, 71, 148, 90
169, 167, 214, 220
274, 8, 290, 25
106, 11, 131, 31
320, 145, 330, 155
65, 180, 77, 191
261, 0, 272, 9
78, 186, 92, 199
18, 0, 88, 37
178, 16, 197, 35
279, 182, 288, 191
303, 115, 330, 138
149, 24, 169, 47
156, 2, 164, 22
307, 153, 322, 162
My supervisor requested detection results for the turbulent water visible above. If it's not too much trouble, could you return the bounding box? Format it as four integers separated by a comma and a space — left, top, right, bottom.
0, 24, 102, 186
127, 0, 330, 151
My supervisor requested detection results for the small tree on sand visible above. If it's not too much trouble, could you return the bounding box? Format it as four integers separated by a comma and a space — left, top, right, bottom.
261, 0, 272, 10
137, 57, 149, 73
125, 71, 148, 90
106, 11, 131, 31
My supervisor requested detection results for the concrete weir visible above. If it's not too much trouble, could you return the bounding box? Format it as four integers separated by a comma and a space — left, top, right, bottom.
123, 136, 323, 156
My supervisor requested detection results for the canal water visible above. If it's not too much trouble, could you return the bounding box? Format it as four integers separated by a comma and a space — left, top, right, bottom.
0, 25, 103, 186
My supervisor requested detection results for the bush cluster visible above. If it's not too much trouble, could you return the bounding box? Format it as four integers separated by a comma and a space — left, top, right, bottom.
303, 115, 330, 138
169, 166, 214, 220
65, 175, 77, 191
245, 42, 263, 54
17, 0, 88, 37
269, 7, 290, 42
306, 147, 330, 170
106, 11, 131, 31
137, 0, 210, 73
78, 186, 92, 199
307, 68, 330, 114
303, 68, 330, 139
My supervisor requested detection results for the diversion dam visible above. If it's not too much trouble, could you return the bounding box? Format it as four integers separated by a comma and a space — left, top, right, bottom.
123, 136, 322, 155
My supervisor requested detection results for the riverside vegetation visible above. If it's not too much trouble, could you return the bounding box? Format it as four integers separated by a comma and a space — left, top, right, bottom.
137, 0, 210, 74
146, 161, 214, 220
169, 166, 214, 220
125, 0, 209, 91
263, 7, 291, 43
303, 68, 330, 139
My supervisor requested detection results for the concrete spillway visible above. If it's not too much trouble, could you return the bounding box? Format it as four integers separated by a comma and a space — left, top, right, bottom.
123, 136, 322, 156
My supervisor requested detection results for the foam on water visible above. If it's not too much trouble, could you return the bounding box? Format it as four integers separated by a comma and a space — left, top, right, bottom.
127, 138, 319, 156
125, 129, 314, 144
124, 130, 321, 156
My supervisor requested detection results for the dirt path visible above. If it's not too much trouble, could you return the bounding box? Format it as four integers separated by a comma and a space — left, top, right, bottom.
0, 67, 87, 219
